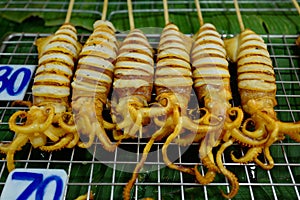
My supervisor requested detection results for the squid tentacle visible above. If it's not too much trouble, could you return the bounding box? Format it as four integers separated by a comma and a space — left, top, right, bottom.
39, 133, 74, 152
58, 112, 77, 133
194, 165, 217, 185
202, 154, 220, 173
278, 121, 300, 142
253, 146, 274, 170
241, 118, 267, 140
216, 139, 239, 199
230, 146, 263, 163
123, 138, 155, 200
224, 107, 244, 130
9, 106, 55, 135
3, 134, 29, 172
231, 128, 269, 147
95, 121, 119, 152
161, 109, 195, 175
174, 116, 225, 146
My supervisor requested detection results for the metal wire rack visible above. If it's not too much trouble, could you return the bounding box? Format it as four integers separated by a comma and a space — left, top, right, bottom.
0, 31, 299, 199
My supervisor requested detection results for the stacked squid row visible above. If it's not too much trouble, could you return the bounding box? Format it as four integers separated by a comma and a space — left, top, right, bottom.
2, 19, 300, 200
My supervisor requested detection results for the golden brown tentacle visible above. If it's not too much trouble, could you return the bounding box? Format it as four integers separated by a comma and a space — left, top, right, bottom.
230, 146, 263, 163
231, 128, 269, 147
253, 146, 274, 170
103, 120, 115, 130
162, 109, 195, 175
216, 139, 239, 199
152, 115, 175, 142
199, 120, 224, 161
2, 134, 29, 172
58, 112, 77, 133
56, 112, 79, 148
278, 121, 300, 142
224, 107, 244, 130
65, 130, 79, 148
95, 121, 119, 152
255, 110, 300, 143
241, 118, 267, 139
202, 154, 220, 173
174, 116, 224, 146
194, 165, 217, 185
123, 138, 155, 200
127, 105, 143, 138
9, 106, 55, 134
39, 133, 73, 152
141, 94, 176, 120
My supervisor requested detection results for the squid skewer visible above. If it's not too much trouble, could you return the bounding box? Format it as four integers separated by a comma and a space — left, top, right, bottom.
224, 0, 300, 182
71, 0, 119, 151
190, 0, 245, 197
111, 0, 154, 140
1, 0, 82, 172
118, 0, 156, 199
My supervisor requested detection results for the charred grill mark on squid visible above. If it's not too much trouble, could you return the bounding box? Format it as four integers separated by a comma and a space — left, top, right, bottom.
2, 23, 82, 172
71, 20, 119, 151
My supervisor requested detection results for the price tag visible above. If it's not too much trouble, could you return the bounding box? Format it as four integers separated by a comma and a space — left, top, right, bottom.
0, 65, 36, 101
1, 168, 68, 200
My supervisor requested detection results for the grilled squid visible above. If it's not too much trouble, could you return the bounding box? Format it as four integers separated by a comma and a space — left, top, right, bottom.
71, 20, 119, 151
1, 23, 82, 171
224, 29, 300, 170
190, 23, 244, 198
111, 28, 154, 140
156, 23, 195, 175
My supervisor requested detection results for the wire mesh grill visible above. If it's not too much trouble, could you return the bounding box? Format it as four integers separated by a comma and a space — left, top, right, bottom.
0, 31, 299, 199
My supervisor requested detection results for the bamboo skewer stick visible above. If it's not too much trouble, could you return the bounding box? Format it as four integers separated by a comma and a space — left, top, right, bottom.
127, 0, 135, 30
292, 0, 300, 15
163, 0, 170, 25
233, 0, 245, 32
194, 0, 204, 26
101, 0, 109, 20
65, 0, 75, 23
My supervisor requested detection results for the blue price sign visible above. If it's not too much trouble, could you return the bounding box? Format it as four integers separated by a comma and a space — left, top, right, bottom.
0, 65, 36, 100
1, 168, 67, 200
